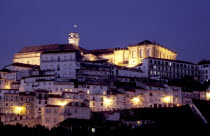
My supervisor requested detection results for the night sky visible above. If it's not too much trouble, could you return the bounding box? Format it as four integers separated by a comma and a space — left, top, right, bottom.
0, 0, 210, 68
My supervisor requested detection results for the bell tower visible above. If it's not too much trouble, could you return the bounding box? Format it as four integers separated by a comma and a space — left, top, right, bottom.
68, 32, 80, 46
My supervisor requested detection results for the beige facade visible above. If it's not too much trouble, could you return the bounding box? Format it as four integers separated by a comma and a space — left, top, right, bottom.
13, 33, 177, 69
13, 52, 41, 65
127, 42, 177, 67
93, 40, 177, 67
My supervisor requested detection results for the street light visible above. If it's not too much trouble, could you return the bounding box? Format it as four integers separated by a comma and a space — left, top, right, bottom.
163, 96, 170, 107
206, 92, 210, 100
133, 97, 140, 103
104, 98, 112, 105
57, 101, 68, 106
13, 106, 26, 114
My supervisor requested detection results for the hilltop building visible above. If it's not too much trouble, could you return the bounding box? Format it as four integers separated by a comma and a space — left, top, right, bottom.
0, 31, 209, 129
140, 57, 199, 81
13, 32, 177, 67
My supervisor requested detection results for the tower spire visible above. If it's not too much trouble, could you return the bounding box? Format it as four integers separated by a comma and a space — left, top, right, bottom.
68, 25, 80, 46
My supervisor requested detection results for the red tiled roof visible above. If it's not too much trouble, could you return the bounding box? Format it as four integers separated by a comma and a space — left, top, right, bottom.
145, 82, 166, 88
19, 44, 88, 53
146, 57, 195, 65
0, 69, 11, 72
48, 94, 62, 98
34, 90, 48, 93
128, 40, 176, 53
4, 63, 40, 69
45, 105, 61, 107
89, 48, 116, 55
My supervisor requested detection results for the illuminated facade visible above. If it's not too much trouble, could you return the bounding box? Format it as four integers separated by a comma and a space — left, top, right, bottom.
140, 57, 199, 80
41, 101, 90, 128
91, 40, 177, 67
13, 33, 177, 68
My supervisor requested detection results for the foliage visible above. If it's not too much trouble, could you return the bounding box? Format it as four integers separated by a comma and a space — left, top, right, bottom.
0, 122, 209, 136
197, 59, 210, 65
169, 76, 210, 91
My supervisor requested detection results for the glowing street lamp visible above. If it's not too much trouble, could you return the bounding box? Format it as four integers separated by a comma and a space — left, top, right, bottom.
57, 101, 68, 106
13, 106, 26, 114
164, 96, 170, 103
206, 93, 210, 98
5, 85, 10, 89
163, 96, 170, 107
104, 98, 112, 105
133, 97, 140, 103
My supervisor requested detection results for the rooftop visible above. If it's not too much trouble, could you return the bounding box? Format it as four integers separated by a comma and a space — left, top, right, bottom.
18, 44, 88, 54
34, 90, 48, 93
146, 57, 195, 65
144, 82, 166, 88
48, 94, 62, 98
129, 40, 176, 53
89, 48, 117, 55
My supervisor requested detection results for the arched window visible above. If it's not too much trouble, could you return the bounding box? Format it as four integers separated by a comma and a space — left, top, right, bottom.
64, 64, 67, 69
132, 50, 136, 58
147, 49, 152, 57
140, 49, 144, 58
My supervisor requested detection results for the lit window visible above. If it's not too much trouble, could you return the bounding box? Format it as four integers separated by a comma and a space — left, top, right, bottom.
140, 49, 144, 57
132, 50, 136, 58
147, 49, 152, 57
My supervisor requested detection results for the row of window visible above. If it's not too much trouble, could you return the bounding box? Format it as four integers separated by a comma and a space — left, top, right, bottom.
152, 66, 198, 74
43, 55, 75, 62
45, 108, 78, 115
4, 96, 34, 102
150, 60, 196, 69
150, 70, 197, 78
43, 63, 74, 71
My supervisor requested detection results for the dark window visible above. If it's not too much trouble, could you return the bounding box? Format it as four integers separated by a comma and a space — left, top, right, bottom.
39, 94, 42, 99
116, 69, 118, 75
57, 65, 60, 71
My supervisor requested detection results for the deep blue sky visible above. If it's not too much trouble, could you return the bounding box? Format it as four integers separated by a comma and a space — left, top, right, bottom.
0, 0, 210, 68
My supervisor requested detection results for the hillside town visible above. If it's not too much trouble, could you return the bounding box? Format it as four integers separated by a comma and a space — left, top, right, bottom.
0, 32, 210, 129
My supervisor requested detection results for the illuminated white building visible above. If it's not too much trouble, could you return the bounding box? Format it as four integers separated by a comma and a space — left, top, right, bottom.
40, 50, 81, 79
41, 101, 90, 128
198, 63, 210, 82
140, 57, 199, 80
136, 82, 182, 108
